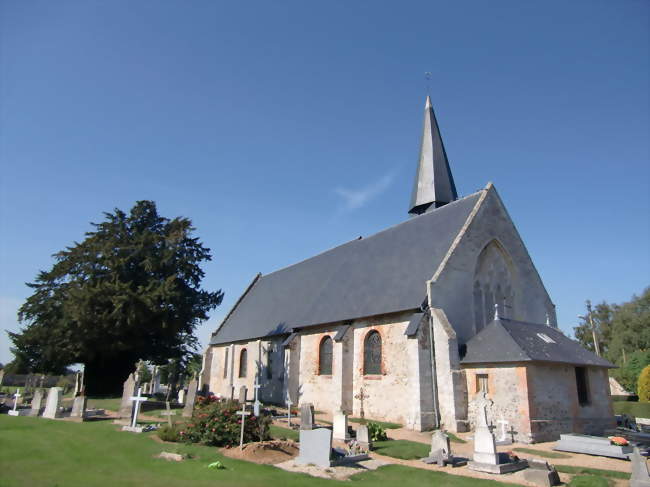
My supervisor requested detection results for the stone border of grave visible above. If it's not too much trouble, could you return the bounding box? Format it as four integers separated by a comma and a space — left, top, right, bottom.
554, 433, 634, 460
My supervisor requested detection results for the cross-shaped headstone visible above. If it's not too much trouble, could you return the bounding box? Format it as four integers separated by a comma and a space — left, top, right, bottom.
12, 390, 21, 413
236, 402, 251, 450
286, 394, 293, 427
160, 401, 177, 427
129, 387, 147, 429
253, 379, 262, 416
354, 387, 369, 423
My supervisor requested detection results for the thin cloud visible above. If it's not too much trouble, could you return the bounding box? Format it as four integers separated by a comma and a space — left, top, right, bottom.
334, 173, 394, 211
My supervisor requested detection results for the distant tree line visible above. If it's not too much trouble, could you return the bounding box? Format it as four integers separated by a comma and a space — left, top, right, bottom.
573, 287, 650, 393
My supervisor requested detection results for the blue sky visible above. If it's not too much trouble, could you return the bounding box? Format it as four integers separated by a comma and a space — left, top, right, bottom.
0, 1, 648, 365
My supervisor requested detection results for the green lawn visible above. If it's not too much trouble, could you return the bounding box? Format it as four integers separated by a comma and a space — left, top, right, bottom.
567, 476, 610, 487
555, 465, 630, 480
372, 439, 430, 460
512, 447, 570, 459
269, 424, 299, 441
612, 400, 650, 418
349, 418, 402, 429
0, 415, 521, 487
87, 396, 121, 411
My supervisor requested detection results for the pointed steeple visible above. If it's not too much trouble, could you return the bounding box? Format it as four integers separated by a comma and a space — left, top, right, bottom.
408, 96, 458, 215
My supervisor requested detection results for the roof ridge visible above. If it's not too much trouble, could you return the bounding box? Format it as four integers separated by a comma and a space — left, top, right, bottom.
260, 190, 484, 280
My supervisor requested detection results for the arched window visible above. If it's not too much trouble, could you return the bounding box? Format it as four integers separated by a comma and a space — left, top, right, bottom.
364, 331, 382, 375
238, 349, 247, 378
223, 348, 229, 378
319, 336, 333, 375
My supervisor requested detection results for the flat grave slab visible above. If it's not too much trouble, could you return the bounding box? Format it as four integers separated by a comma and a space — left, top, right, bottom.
554, 433, 633, 459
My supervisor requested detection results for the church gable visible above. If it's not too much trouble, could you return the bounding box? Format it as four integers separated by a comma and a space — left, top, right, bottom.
428, 183, 556, 344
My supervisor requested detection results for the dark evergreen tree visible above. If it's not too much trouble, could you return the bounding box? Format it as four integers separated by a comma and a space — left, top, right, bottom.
9, 201, 223, 395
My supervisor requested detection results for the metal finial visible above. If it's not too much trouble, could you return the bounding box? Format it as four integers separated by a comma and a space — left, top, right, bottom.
494, 303, 500, 321
425, 72, 432, 95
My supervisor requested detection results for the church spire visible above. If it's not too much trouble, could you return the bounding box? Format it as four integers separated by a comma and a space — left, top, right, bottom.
408, 96, 458, 216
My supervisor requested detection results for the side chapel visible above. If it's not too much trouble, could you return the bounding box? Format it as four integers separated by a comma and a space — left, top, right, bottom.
202, 96, 615, 443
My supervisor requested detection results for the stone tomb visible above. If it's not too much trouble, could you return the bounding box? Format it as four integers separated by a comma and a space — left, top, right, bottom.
468, 405, 527, 474
300, 403, 315, 430
333, 410, 350, 440
70, 396, 87, 420
554, 433, 633, 460
29, 389, 44, 417
42, 387, 63, 419
422, 430, 467, 467
523, 459, 561, 487
631, 447, 650, 487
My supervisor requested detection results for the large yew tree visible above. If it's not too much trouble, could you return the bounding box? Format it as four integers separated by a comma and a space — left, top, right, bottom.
9, 201, 223, 395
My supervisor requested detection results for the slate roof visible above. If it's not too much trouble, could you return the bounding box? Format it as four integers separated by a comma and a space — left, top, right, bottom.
211, 191, 482, 345
461, 318, 615, 368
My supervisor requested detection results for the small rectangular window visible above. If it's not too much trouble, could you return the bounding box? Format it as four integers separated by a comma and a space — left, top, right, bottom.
476, 374, 489, 394
575, 367, 590, 406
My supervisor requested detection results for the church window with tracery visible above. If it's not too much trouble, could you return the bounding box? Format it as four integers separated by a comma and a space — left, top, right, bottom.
364, 331, 382, 375
239, 349, 248, 378
319, 336, 333, 375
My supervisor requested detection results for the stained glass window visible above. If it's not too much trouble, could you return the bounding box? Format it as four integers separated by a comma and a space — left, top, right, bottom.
364, 331, 382, 375
319, 336, 333, 375
239, 349, 247, 378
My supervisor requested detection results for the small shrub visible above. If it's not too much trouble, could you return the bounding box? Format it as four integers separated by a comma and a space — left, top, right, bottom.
638, 365, 650, 402
157, 424, 182, 442
180, 395, 271, 447
367, 421, 388, 441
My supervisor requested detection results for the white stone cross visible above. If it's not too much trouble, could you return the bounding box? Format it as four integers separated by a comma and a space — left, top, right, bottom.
12, 390, 21, 412
253, 380, 262, 416
129, 387, 147, 429
286, 394, 293, 427
236, 403, 251, 450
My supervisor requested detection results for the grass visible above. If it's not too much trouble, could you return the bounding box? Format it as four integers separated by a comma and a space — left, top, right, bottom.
446, 432, 466, 444
567, 475, 611, 487
372, 439, 430, 460
555, 465, 630, 480
512, 447, 570, 459
613, 400, 650, 418
349, 418, 401, 429
0, 416, 520, 487
269, 424, 300, 441
87, 396, 121, 411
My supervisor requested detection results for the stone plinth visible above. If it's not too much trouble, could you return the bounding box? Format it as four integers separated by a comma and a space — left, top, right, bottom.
333, 410, 350, 440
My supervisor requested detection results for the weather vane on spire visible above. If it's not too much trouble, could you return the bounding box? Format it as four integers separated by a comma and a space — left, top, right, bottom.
424, 72, 432, 95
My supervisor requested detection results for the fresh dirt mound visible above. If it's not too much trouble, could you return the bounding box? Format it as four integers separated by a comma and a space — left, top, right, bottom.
220, 440, 299, 465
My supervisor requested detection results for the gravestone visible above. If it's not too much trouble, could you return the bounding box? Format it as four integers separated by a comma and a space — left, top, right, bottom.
42, 387, 62, 419
238, 385, 247, 404
151, 366, 161, 394
8, 390, 22, 416
71, 396, 87, 420
554, 433, 633, 459
631, 447, 650, 487
295, 428, 333, 468
29, 389, 44, 416
333, 410, 350, 440
422, 430, 467, 467
182, 378, 198, 418
496, 418, 512, 445
177, 388, 186, 404
469, 404, 527, 474
356, 424, 371, 450
122, 387, 147, 433
118, 373, 138, 421
253, 380, 261, 417
300, 403, 315, 430
523, 459, 561, 487
160, 401, 176, 427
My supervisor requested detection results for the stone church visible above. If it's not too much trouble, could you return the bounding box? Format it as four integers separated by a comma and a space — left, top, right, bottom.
202, 96, 615, 443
